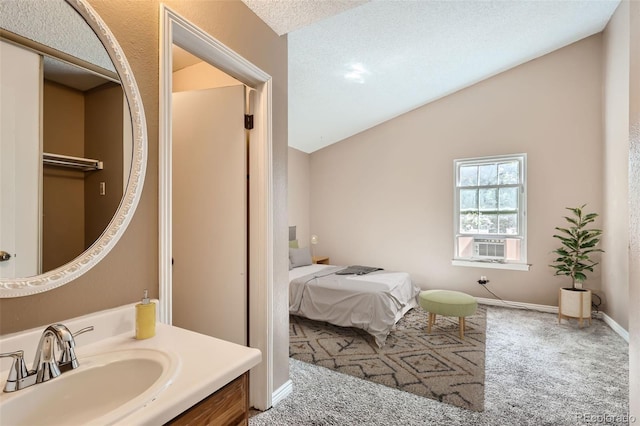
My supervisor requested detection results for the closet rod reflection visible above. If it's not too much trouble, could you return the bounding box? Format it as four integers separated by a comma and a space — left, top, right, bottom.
43, 153, 103, 171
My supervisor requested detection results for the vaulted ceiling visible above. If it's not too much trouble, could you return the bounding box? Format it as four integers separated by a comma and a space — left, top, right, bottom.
243, 0, 620, 153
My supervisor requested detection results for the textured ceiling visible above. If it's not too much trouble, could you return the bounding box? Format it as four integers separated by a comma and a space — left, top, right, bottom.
246, 0, 620, 153
242, 0, 368, 35
0, 0, 115, 73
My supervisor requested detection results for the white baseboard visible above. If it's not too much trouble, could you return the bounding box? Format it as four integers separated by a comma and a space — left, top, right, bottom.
602, 312, 630, 343
477, 297, 557, 313
477, 297, 629, 342
271, 379, 293, 407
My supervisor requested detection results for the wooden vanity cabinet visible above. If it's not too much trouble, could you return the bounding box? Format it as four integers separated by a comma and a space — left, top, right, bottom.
166, 372, 249, 426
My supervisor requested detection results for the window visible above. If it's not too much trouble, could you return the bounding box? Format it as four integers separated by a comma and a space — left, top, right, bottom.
453, 154, 528, 270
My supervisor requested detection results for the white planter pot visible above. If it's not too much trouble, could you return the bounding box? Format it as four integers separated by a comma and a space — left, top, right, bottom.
558, 288, 591, 327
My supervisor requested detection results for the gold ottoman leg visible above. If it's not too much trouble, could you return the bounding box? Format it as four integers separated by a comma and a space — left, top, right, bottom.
427, 313, 435, 333
459, 317, 465, 339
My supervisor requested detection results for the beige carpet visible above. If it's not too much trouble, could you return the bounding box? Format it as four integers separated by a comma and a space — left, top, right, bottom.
289, 305, 486, 411
256, 307, 627, 425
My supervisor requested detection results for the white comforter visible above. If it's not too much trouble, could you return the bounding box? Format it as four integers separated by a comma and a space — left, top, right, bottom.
289, 264, 420, 347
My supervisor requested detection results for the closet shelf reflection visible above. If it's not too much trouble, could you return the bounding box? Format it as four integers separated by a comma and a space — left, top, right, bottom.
43, 153, 103, 171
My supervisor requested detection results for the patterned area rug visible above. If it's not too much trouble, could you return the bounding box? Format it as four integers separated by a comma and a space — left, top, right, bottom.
289, 305, 486, 411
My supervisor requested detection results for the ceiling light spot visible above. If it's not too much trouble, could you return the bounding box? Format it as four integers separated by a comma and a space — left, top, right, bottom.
344, 62, 370, 84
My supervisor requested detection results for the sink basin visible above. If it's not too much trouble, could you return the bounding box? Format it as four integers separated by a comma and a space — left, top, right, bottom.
0, 348, 179, 426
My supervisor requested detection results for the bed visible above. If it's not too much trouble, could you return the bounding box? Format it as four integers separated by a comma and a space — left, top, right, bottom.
289, 263, 420, 347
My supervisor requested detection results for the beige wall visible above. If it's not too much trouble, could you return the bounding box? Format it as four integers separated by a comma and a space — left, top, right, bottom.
42, 81, 85, 271
626, 0, 640, 418
173, 61, 242, 93
85, 83, 124, 247
0, 0, 290, 397
603, 1, 631, 332
601, 1, 639, 416
288, 147, 311, 246
41, 81, 124, 271
309, 35, 604, 307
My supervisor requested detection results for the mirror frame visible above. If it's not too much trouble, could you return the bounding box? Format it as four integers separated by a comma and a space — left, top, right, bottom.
0, 0, 147, 297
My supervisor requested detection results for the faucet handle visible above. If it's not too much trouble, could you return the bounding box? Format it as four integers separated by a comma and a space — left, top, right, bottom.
0, 350, 30, 392
72, 326, 95, 339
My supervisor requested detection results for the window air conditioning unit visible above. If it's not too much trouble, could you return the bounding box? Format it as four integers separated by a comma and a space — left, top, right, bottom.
474, 238, 505, 259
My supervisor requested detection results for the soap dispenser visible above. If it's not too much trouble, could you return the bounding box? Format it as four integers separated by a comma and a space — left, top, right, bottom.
135, 289, 156, 339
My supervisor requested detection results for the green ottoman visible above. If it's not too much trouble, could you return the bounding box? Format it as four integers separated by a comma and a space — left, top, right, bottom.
419, 290, 478, 339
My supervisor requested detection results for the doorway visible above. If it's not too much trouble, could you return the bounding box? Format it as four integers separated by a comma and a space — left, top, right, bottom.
159, 6, 274, 410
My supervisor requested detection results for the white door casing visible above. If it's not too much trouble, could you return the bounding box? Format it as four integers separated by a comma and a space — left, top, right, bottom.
159, 6, 274, 410
0, 40, 41, 278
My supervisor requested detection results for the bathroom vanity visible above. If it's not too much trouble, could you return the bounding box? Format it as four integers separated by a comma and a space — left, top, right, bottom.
0, 303, 261, 425
166, 373, 249, 425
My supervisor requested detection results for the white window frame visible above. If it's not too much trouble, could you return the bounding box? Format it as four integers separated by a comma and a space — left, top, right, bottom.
452, 153, 529, 271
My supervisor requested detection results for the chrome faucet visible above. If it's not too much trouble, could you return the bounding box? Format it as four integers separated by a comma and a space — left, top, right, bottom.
0, 324, 93, 392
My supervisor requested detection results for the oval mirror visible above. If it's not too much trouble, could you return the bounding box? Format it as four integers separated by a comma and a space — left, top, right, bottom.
0, 0, 147, 297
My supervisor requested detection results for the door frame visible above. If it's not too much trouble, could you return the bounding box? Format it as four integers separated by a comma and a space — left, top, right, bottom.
159, 5, 274, 410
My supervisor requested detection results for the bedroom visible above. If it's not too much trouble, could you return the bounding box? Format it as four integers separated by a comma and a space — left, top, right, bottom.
289, 33, 608, 313
287, 0, 637, 418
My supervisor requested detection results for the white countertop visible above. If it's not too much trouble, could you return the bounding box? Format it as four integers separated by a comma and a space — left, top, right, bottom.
0, 303, 262, 425
86, 324, 261, 425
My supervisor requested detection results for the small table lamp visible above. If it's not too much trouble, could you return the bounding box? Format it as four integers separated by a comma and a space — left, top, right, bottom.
311, 234, 318, 258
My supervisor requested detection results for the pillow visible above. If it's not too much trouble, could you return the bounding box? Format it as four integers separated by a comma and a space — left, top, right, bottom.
289, 247, 313, 268
289, 239, 299, 248
289, 258, 293, 271
289, 226, 296, 241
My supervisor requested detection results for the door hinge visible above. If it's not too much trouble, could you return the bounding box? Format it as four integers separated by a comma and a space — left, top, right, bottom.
244, 114, 254, 130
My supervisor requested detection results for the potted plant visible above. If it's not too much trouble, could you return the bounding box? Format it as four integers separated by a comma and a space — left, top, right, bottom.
550, 204, 603, 327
